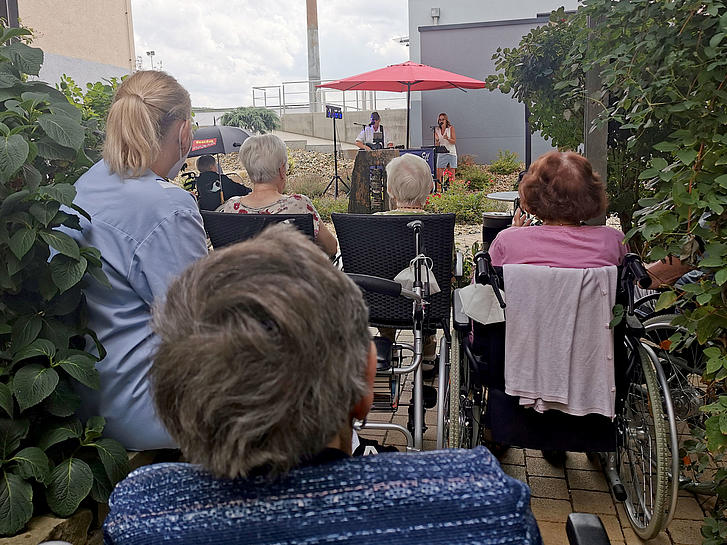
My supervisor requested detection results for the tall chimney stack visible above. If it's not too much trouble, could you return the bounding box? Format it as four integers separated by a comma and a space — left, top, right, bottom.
306, 0, 322, 113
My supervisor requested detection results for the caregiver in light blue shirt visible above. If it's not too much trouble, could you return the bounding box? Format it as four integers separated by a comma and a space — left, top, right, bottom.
68, 71, 207, 450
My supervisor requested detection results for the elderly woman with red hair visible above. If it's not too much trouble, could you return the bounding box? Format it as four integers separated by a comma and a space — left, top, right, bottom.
489, 151, 627, 268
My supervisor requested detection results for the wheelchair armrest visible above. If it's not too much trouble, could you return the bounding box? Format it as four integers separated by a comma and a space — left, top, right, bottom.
454, 250, 463, 278
452, 288, 470, 331
566, 513, 611, 545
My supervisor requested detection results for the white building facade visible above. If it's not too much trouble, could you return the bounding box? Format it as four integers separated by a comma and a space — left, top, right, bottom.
407, 1, 579, 161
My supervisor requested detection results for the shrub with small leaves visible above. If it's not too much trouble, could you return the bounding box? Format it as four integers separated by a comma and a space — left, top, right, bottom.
455, 164, 494, 191
425, 179, 507, 223
488, 150, 522, 175
0, 25, 129, 536
311, 195, 349, 222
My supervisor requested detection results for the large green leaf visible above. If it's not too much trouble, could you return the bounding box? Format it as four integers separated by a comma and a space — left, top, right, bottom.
58, 354, 99, 390
39, 184, 77, 208
45, 457, 93, 517
0, 189, 29, 216
91, 438, 130, 484
29, 201, 60, 227
37, 417, 83, 451
35, 137, 75, 161
0, 133, 29, 181
12, 364, 59, 412
37, 114, 84, 150
4, 41, 43, 76
88, 459, 112, 504
0, 418, 29, 459
21, 163, 41, 191
12, 338, 56, 365
0, 383, 12, 418
10, 315, 42, 352
0, 471, 33, 536
7, 228, 35, 260
11, 447, 50, 484
39, 230, 80, 260
0, 72, 19, 89
49, 255, 87, 294
42, 378, 81, 418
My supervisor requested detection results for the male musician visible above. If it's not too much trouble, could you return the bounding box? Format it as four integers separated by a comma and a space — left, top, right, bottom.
355, 112, 394, 150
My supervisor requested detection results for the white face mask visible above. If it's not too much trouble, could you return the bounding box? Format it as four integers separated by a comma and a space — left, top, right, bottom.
167, 122, 192, 179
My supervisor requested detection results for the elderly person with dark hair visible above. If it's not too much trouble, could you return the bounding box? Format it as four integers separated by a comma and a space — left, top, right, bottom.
104, 225, 542, 545
490, 151, 627, 268
218, 133, 338, 256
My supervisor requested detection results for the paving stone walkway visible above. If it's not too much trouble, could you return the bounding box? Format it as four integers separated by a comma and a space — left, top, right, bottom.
358, 341, 707, 545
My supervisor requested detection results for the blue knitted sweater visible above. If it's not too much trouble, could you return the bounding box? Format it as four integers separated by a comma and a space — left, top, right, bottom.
104, 446, 542, 545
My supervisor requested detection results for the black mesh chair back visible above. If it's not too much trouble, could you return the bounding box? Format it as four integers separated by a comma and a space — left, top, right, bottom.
332, 213, 455, 329
201, 211, 315, 249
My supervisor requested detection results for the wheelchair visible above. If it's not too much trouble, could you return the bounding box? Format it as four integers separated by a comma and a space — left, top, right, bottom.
441, 252, 680, 540
336, 214, 459, 451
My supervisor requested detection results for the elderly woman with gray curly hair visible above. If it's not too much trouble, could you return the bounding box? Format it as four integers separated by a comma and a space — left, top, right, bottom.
103, 225, 542, 545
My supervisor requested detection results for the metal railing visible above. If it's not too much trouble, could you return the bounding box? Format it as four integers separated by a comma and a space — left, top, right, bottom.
252, 80, 406, 115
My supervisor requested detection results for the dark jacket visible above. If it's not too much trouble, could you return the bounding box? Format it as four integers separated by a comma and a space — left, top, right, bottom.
195, 171, 251, 211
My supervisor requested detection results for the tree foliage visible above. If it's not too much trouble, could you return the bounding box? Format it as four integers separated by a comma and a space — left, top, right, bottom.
220, 106, 280, 133
486, 9, 584, 151
490, 2, 727, 539
0, 26, 128, 536
485, 7, 655, 241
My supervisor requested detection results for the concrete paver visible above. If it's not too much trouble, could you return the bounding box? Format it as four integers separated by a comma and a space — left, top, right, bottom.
566, 468, 609, 492
667, 520, 703, 545
498, 447, 525, 466
528, 476, 570, 500
500, 463, 527, 483
537, 520, 569, 545
529, 498, 572, 523
526, 455, 565, 478
571, 490, 616, 515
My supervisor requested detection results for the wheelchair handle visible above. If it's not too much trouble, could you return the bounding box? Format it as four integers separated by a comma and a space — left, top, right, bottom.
347, 274, 422, 302
623, 253, 652, 289
474, 251, 506, 309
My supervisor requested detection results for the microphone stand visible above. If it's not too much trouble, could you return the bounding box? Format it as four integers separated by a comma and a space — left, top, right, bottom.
323, 115, 349, 198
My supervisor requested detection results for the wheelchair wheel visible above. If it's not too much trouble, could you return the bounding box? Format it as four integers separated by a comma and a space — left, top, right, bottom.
618, 339, 672, 539
643, 314, 714, 494
445, 330, 461, 447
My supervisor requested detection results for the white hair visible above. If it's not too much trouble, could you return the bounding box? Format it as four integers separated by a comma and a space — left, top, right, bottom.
239, 134, 288, 184
386, 153, 433, 207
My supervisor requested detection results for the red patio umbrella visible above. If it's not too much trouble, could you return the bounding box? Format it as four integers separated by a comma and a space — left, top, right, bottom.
318, 61, 486, 147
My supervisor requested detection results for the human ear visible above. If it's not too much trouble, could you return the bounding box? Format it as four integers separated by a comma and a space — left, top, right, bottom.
351, 341, 377, 421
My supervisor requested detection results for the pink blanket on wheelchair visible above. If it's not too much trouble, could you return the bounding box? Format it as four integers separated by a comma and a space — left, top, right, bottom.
503, 264, 618, 419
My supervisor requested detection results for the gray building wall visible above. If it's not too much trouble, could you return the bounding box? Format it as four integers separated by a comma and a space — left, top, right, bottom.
419, 18, 557, 164
406, 0, 579, 150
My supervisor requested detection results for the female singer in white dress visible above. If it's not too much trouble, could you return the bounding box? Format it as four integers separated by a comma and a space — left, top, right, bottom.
434, 113, 457, 190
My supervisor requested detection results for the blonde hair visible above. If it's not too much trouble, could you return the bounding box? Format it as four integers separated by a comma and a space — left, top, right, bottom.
103, 71, 191, 178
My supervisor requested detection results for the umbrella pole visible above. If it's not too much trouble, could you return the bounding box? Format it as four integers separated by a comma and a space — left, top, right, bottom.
406, 85, 411, 149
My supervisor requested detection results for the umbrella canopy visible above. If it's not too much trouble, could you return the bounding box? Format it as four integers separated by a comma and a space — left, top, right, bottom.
189, 125, 250, 157
318, 62, 485, 148
320, 61, 486, 93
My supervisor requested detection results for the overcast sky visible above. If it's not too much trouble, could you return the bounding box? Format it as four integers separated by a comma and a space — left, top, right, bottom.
130, 1, 409, 108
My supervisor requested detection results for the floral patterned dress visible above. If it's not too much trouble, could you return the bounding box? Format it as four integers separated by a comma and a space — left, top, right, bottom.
218, 194, 321, 237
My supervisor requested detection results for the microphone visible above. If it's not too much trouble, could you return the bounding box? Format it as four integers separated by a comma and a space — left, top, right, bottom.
429, 125, 438, 130
353, 122, 367, 127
